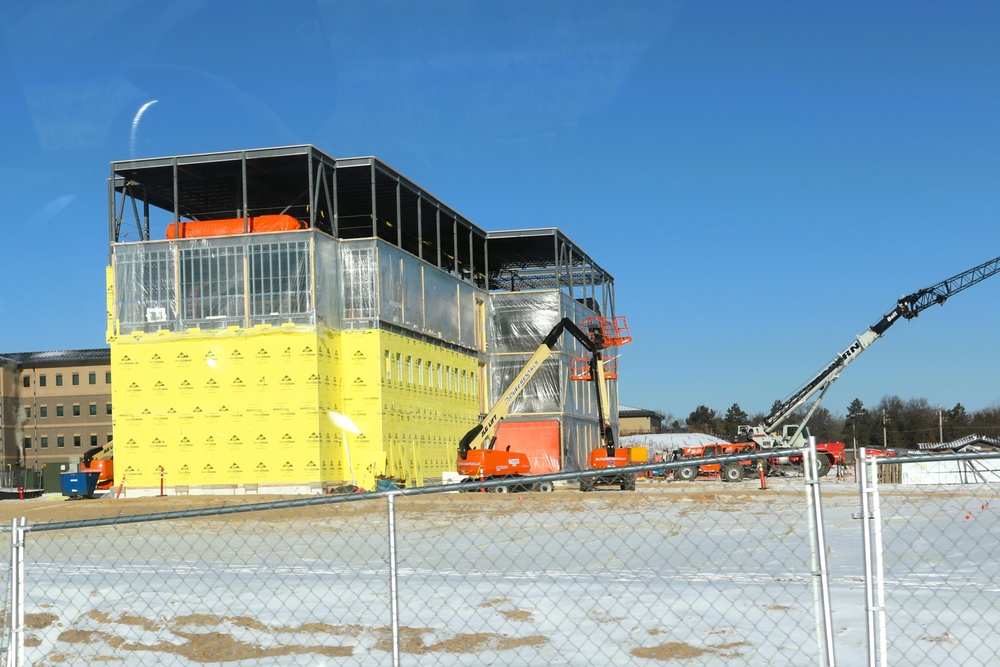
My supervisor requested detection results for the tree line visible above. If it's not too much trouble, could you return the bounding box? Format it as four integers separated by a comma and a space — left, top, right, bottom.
665, 397, 1000, 449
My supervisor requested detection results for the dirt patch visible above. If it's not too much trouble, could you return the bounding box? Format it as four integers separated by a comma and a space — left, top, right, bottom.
40, 609, 548, 663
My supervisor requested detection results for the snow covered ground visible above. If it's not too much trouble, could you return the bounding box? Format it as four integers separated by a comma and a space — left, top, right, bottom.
3, 473, 999, 666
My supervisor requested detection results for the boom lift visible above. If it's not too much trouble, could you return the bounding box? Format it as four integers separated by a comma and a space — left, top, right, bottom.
457, 317, 619, 491
571, 317, 638, 491
737, 253, 1000, 469
80, 441, 115, 491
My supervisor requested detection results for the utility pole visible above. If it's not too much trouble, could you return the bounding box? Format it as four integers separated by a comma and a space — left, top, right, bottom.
852, 421, 857, 461
882, 409, 889, 449
939, 406, 944, 443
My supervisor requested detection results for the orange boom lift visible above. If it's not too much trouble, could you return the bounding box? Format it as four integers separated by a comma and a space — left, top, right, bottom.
456, 317, 625, 492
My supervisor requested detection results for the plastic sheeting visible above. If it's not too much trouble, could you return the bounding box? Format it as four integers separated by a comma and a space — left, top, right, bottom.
112, 234, 484, 351
485, 290, 621, 471
493, 420, 561, 474
113, 233, 315, 335
375, 242, 482, 350
620, 433, 729, 459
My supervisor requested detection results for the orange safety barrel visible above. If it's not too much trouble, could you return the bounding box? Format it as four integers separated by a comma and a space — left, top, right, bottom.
166, 214, 307, 239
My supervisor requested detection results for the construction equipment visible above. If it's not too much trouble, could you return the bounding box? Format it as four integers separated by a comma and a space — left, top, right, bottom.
80, 441, 114, 491
672, 441, 761, 482
457, 317, 619, 492
570, 316, 638, 491
60, 441, 114, 499
580, 447, 637, 491
738, 253, 1000, 469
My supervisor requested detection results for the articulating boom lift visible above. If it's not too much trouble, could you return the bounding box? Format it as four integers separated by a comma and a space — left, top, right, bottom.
457, 317, 618, 491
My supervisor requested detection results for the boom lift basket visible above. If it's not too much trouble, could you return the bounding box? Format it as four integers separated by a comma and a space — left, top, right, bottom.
581, 316, 632, 348
571, 355, 618, 380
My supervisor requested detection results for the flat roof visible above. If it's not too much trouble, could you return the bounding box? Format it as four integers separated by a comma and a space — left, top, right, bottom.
486, 228, 614, 291
0, 348, 111, 368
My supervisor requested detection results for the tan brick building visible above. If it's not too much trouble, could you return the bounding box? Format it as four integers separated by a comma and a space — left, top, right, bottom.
0, 349, 112, 471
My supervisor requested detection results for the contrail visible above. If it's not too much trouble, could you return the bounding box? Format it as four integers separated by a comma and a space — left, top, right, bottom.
130, 100, 159, 157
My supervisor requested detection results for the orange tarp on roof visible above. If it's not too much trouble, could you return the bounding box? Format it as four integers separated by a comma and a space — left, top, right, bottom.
166, 214, 306, 239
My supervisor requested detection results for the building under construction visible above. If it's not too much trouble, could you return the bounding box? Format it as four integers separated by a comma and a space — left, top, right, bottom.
107, 145, 622, 492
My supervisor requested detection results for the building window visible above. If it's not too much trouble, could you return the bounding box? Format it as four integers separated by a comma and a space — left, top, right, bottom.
384, 350, 391, 381
40, 406, 47, 418
56, 374, 63, 387
106, 434, 112, 443
40, 437, 48, 448
23, 407, 30, 419
90, 435, 98, 447
73, 405, 81, 417
39, 375, 46, 387
106, 403, 112, 415
89, 372, 96, 385
73, 435, 81, 447
56, 406, 64, 417
89, 404, 97, 416
57, 436, 65, 448
22, 376, 29, 388
105, 371, 111, 383
23, 437, 31, 450
72, 373, 79, 386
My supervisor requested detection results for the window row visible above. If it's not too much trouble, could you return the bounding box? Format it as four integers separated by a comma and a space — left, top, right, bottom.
22, 371, 111, 388
24, 434, 113, 449
23, 403, 112, 419
383, 351, 476, 396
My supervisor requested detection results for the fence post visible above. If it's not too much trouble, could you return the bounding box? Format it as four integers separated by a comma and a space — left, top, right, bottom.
6, 518, 25, 667
805, 437, 837, 666
386, 492, 401, 667
858, 449, 888, 667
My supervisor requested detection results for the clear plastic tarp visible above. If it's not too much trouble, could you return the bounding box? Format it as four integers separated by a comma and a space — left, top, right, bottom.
373, 241, 482, 349
113, 233, 484, 350
486, 289, 620, 469
113, 232, 316, 335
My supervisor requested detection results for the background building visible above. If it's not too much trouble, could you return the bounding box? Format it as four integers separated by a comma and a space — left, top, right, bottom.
0, 349, 112, 472
107, 145, 622, 493
619, 404, 664, 436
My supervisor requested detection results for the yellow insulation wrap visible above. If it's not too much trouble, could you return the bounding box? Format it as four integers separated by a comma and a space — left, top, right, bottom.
111, 328, 343, 490
111, 325, 481, 492
367, 330, 481, 485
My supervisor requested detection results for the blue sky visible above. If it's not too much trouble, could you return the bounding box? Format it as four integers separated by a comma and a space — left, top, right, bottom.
2, 1, 1000, 421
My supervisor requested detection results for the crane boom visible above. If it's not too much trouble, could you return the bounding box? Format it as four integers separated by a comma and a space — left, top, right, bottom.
749, 252, 1000, 444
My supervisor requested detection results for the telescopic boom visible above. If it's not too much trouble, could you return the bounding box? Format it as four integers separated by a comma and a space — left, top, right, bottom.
753, 253, 1000, 440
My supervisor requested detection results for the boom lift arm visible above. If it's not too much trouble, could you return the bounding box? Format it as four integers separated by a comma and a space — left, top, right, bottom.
743, 253, 1000, 446
458, 317, 611, 460
82, 441, 114, 467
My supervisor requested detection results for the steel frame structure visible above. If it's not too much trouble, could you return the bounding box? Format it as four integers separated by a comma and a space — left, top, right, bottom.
109, 145, 618, 316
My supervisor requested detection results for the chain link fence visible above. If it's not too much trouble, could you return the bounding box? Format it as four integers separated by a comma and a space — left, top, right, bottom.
860, 450, 1000, 667
3, 449, 1000, 666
